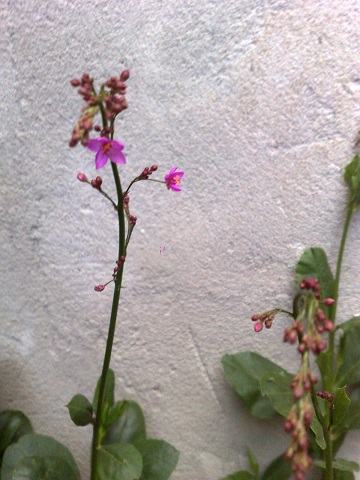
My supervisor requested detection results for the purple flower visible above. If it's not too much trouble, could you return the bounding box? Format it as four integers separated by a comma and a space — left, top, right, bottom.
86, 137, 126, 170
165, 167, 184, 192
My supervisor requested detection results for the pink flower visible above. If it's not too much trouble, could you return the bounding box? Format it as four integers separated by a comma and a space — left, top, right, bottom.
86, 137, 126, 170
165, 167, 184, 192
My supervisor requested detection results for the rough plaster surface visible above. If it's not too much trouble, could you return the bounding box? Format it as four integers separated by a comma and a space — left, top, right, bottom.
1, 0, 360, 478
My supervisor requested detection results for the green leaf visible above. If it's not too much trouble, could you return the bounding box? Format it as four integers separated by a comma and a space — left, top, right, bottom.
102, 400, 146, 445
103, 401, 127, 430
247, 448, 259, 479
261, 453, 292, 480
344, 154, 360, 210
332, 387, 351, 426
222, 352, 293, 419
314, 459, 360, 472
310, 417, 326, 450
133, 439, 179, 480
336, 317, 360, 386
1, 434, 80, 480
221, 472, 256, 480
334, 471, 355, 480
334, 399, 360, 434
0, 411, 33, 460
9, 456, 78, 480
316, 348, 333, 391
97, 443, 143, 480
295, 247, 335, 301
93, 369, 115, 412
66, 394, 93, 427
259, 370, 294, 417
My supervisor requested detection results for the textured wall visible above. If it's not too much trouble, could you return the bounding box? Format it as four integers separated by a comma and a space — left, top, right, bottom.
1, 0, 360, 478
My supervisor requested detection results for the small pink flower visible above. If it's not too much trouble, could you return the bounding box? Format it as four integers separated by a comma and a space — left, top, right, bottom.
86, 137, 126, 170
165, 167, 184, 192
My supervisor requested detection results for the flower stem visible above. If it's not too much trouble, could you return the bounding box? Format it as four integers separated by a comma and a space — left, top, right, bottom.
328, 206, 353, 389
90, 167, 126, 478
311, 385, 333, 480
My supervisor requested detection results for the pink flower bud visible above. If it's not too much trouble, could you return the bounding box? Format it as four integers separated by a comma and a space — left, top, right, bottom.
77, 173, 87, 182
94, 285, 105, 292
120, 69, 130, 82
254, 321, 263, 332
70, 78, 80, 87
323, 298, 335, 306
251, 314, 259, 321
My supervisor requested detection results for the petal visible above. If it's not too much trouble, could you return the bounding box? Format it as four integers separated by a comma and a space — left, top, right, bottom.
95, 151, 109, 169
109, 140, 124, 152
87, 137, 108, 152
108, 150, 126, 164
170, 184, 181, 191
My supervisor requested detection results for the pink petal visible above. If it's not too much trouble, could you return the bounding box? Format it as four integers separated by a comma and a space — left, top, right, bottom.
109, 140, 124, 152
108, 150, 126, 164
170, 184, 181, 191
87, 137, 108, 152
95, 151, 109, 169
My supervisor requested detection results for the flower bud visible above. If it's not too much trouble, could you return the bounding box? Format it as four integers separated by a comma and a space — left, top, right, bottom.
70, 78, 80, 87
77, 173, 87, 182
94, 285, 105, 292
323, 298, 335, 306
120, 69, 130, 82
254, 321, 263, 332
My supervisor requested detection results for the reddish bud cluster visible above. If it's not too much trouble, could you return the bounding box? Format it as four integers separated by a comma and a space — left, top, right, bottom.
91, 176, 103, 189
116, 256, 126, 266
284, 320, 304, 344
299, 278, 319, 292
314, 308, 334, 334
251, 311, 275, 332
129, 215, 137, 226
139, 165, 158, 180
317, 390, 334, 402
290, 372, 318, 401
284, 398, 313, 480
69, 70, 130, 147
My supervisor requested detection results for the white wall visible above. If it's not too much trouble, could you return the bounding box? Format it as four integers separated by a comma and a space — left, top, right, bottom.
1, 0, 360, 478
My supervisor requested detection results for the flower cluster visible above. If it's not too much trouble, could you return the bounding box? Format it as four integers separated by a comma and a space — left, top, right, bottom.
251, 311, 276, 332
69, 70, 129, 147
284, 279, 334, 355
139, 165, 158, 180
284, 396, 313, 480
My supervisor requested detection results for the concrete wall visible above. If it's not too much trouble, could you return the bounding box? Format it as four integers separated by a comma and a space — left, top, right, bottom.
1, 0, 360, 478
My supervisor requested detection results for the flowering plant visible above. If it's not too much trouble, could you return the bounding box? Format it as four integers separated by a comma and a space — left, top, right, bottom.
0, 70, 181, 480
221, 154, 360, 480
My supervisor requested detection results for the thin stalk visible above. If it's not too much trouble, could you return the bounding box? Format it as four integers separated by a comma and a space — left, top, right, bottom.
90, 111, 126, 479
311, 385, 333, 480
328, 207, 353, 386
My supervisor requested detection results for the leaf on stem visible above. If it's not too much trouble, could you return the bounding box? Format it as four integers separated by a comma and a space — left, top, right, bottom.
66, 394, 93, 427
259, 370, 294, 417
295, 247, 335, 302
222, 352, 293, 419
310, 417, 326, 450
0, 410, 33, 461
1, 434, 80, 480
102, 400, 146, 445
344, 154, 360, 210
336, 317, 360, 386
220, 472, 257, 480
247, 448, 260, 479
93, 368, 115, 412
314, 458, 360, 472
133, 438, 179, 480
96, 443, 143, 480
332, 387, 351, 426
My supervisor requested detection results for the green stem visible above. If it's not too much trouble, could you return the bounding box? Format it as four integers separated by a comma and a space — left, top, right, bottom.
311, 385, 333, 480
90, 116, 126, 479
328, 207, 353, 387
